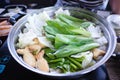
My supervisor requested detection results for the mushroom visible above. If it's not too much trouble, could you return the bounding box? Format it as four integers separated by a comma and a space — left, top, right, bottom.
36, 50, 49, 72
28, 44, 41, 55
92, 48, 105, 60
17, 47, 36, 67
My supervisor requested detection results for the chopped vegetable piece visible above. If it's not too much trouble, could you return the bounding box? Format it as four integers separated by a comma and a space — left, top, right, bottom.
57, 14, 92, 28
46, 19, 91, 37
54, 43, 100, 58
55, 34, 94, 48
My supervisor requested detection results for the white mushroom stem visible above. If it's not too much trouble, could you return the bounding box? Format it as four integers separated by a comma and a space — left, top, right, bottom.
36, 50, 49, 72
92, 48, 105, 60
17, 47, 36, 67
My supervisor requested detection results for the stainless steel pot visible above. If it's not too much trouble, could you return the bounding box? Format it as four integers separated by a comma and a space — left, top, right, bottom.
7, 7, 116, 79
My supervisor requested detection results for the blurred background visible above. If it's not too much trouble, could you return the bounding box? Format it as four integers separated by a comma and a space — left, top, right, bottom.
0, 0, 58, 8
0, 0, 109, 9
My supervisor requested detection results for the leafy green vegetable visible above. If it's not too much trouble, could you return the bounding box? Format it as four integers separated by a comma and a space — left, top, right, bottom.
54, 43, 100, 58
71, 27, 91, 37
63, 64, 70, 72
49, 62, 63, 69
56, 14, 92, 28
46, 19, 91, 37
46, 19, 74, 34
74, 57, 85, 63
44, 25, 59, 36
44, 32, 55, 42
79, 22, 93, 28
44, 48, 55, 59
56, 14, 84, 23
55, 34, 94, 48
42, 11, 104, 73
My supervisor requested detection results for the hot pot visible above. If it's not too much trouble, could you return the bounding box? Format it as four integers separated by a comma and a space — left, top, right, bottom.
7, 7, 116, 79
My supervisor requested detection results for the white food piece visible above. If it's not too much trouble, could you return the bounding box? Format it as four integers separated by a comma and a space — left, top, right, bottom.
55, 7, 70, 16
37, 37, 53, 48
49, 68, 61, 74
95, 36, 108, 46
87, 24, 102, 38
16, 29, 37, 48
25, 11, 51, 36
71, 51, 94, 68
82, 52, 93, 68
71, 51, 90, 58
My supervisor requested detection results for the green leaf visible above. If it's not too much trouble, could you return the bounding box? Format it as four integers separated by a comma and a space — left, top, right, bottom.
54, 43, 100, 58
57, 14, 92, 28
71, 27, 91, 37
48, 58, 65, 63
46, 19, 91, 37
55, 34, 94, 48
44, 48, 56, 59
79, 22, 93, 28
44, 32, 55, 42
56, 14, 84, 23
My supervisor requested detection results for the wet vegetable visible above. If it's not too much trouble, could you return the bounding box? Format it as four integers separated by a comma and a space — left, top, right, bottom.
16, 8, 107, 73
54, 43, 99, 58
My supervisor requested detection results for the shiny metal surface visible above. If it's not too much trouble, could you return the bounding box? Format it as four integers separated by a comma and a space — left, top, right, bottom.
7, 7, 116, 78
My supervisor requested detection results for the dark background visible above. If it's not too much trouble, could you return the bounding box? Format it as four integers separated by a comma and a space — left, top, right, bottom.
0, 0, 58, 8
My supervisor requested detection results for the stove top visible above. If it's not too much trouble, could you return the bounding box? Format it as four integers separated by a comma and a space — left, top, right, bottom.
0, 41, 110, 80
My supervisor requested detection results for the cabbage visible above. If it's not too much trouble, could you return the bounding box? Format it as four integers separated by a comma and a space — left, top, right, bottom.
95, 36, 108, 46
38, 37, 53, 48
25, 11, 51, 36
71, 51, 94, 68
82, 52, 93, 68
55, 7, 70, 16
16, 29, 37, 48
87, 24, 102, 38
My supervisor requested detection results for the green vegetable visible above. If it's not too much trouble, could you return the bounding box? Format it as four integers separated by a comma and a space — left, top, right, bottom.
57, 14, 92, 28
63, 64, 70, 72
48, 58, 65, 63
79, 22, 93, 28
44, 25, 59, 36
67, 57, 83, 69
44, 32, 55, 42
42, 11, 105, 73
44, 48, 55, 59
71, 27, 91, 37
59, 66, 67, 73
55, 34, 94, 48
54, 43, 100, 58
56, 14, 84, 23
74, 57, 85, 63
70, 63, 78, 70
49, 62, 63, 69
46, 19, 91, 37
